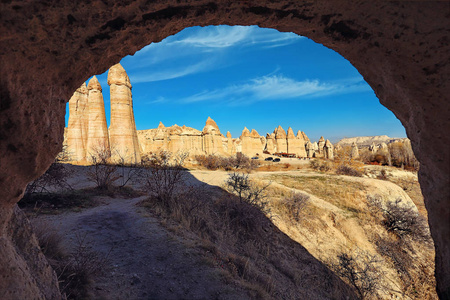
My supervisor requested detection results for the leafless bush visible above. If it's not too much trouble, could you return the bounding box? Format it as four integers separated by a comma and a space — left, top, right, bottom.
25, 163, 73, 196
282, 193, 310, 222
336, 165, 362, 177
383, 199, 430, 241
114, 150, 144, 188
195, 153, 259, 172
374, 236, 412, 279
225, 172, 271, 216
369, 196, 431, 242
310, 159, 331, 172
143, 151, 188, 210
331, 251, 381, 299
86, 143, 119, 190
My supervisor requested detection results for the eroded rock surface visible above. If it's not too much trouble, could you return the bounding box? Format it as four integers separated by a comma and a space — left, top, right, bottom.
0, 1, 448, 298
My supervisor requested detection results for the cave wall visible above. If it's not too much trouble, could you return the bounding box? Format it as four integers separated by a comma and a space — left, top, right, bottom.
0, 1, 448, 298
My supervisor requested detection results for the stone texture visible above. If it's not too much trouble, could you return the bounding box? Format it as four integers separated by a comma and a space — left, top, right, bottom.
66, 83, 88, 162
240, 128, 263, 157
86, 76, 110, 160
202, 117, 224, 155
108, 63, 141, 164
287, 127, 306, 157
274, 125, 288, 153
351, 142, 360, 159
0, 1, 449, 297
324, 139, 334, 160
317, 136, 325, 156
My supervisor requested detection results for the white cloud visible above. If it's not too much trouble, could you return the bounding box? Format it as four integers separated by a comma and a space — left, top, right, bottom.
172, 25, 302, 49
130, 59, 213, 83
182, 75, 371, 105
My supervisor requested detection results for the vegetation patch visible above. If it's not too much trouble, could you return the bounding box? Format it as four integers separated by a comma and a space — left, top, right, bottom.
267, 174, 366, 214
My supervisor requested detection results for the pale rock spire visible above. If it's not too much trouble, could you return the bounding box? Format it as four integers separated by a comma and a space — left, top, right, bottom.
86, 76, 110, 161
66, 83, 89, 162
108, 63, 141, 164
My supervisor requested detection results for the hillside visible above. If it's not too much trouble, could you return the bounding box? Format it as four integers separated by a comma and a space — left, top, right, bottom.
336, 135, 408, 147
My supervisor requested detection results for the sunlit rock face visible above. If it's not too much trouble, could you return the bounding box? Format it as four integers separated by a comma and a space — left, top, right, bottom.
0, 1, 448, 298
108, 63, 141, 164
66, 83, 89, 162
86, 76, 110, 161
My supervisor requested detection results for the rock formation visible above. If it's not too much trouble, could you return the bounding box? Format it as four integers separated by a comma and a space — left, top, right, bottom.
66, 83, 89, 162
86, 76, 110, 161
202, 117, 224, 155
287, 127, 306, 157
317, 136, 325, 156
107, 63, 141, 164
274, 125, 288, 153
351, 142, 360, 159
324, 139, 334, 160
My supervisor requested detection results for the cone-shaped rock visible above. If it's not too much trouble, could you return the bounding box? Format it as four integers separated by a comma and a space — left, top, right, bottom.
86, 76, 110, 161
287, 127, 306, 157
274, 125, 287, 153
324, 139, 334, 160
67, 83, 89, 162
318, 136, 325, 155
351, 142, 360, 159
108, 64, 141, 164
202, 117, 223, 154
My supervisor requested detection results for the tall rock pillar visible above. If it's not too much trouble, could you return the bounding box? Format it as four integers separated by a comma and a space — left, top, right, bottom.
86, 76, 110, 161
66, 83, 89, 162
108, 63, 141, 164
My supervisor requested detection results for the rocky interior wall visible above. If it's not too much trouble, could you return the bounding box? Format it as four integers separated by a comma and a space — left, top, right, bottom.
0, 1, 448, 298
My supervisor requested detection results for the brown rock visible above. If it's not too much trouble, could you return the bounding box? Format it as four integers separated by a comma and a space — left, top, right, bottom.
0, 1, 449, 297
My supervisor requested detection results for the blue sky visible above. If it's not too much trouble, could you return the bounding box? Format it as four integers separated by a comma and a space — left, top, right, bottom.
67, 25, 406, 143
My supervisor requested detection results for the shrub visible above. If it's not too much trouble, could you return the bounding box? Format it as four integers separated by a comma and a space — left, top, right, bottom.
309, 159, 331, 172
86, 143, 119, 190
195, 153, 259, 172
282, 193, 310, 222
25, 163, 72, 196
142, 151, 188, 210
368, 196, 431, 242
336, 165, 362, 177
225, 172, 271, 215
331, 251, 381, 299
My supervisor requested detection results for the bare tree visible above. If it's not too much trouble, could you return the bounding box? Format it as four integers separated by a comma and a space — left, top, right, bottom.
331, 250, 381, 299
143, 151, 188, 209
283, 192, 310, 222
225, 172, 271, 215
86, 142, 119, 190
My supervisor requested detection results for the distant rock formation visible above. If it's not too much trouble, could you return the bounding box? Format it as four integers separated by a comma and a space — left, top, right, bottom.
65, 65, 335, 163
351, 142, 360, 159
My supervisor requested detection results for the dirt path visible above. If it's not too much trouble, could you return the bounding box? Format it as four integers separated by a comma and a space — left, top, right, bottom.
38, 196, 249, 300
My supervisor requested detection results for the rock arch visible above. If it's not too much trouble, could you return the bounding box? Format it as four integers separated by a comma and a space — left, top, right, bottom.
1, 1, 448, 298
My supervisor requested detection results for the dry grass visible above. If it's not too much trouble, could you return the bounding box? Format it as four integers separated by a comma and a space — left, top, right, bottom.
32, 221, 109, 300
139, 184, 356, 299
266, 174, 366, 215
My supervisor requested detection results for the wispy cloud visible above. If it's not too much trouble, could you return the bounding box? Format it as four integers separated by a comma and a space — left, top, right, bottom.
130, 59, 214, 83
172, 25, 302, 49
181, 75, 371, 105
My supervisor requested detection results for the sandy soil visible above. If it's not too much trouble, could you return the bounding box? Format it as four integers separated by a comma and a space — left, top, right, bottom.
36, 193, 249, 300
